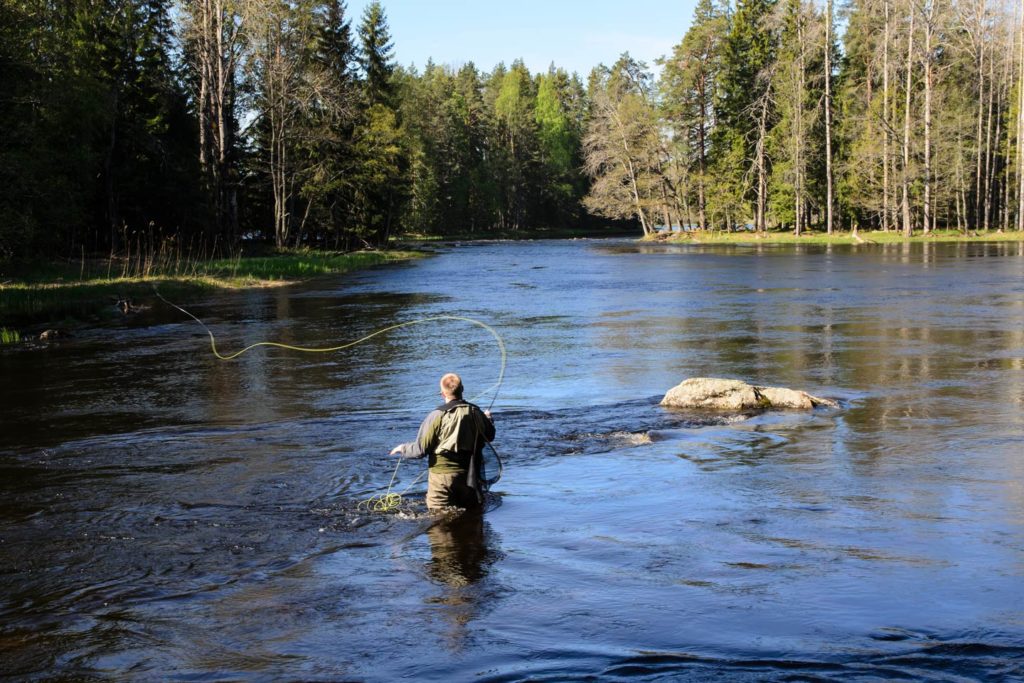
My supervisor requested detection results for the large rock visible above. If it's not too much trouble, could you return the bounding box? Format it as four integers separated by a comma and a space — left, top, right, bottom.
661, 378, 765, 411
661, 377, 837, 411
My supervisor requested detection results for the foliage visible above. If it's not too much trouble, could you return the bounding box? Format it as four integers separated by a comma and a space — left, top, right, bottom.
3, 0, 1024, 264
583, 55, 663, 234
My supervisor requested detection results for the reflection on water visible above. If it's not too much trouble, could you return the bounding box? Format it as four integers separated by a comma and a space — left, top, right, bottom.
2, 240, 1024, 680
427, 513, 491, 587
423, 511, 501, 653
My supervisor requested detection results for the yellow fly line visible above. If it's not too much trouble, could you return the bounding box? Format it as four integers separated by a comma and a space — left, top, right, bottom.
155, 287, 506, 513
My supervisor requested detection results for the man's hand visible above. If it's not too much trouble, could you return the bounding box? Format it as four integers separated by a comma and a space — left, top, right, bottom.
484, 410, 492, 419
389, 445, 403, 456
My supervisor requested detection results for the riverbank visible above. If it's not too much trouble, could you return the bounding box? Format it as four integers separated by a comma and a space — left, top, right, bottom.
400, 222, 636, 242
0, 249, 423, 335
645, 229, 1024, 244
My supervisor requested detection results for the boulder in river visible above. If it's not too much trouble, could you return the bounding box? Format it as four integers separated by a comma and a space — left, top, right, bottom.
661, 377, 837, 411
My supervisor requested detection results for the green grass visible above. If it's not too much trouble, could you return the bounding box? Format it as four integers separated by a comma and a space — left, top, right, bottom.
200, 250, 424, 281
648, 229, 1024, 245
0, 327, 20, 344
0, 249, 424, 326
398, 223, 635, 242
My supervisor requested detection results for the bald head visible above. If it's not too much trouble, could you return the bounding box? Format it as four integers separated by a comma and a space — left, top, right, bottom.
440, 373, 463, 400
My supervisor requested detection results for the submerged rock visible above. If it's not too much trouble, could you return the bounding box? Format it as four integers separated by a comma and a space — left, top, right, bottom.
38, 329, 70, 342
661, 377, 837, 411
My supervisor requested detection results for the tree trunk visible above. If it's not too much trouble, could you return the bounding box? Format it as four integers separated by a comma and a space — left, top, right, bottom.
755, 88, 770, 234
697, 77, 708, 231
922, 1, 933, 235
1018, 4, 1024, 233
975, 29, 986, 231
983, 43, 996, 231
902, 9, 915, 238
824, 0, 835, 234
190, 0, 239, 245
796, 10, 806, 237
883, 0, 891, 232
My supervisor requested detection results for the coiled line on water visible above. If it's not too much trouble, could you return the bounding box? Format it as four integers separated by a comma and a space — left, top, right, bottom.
154, 287, 506, 513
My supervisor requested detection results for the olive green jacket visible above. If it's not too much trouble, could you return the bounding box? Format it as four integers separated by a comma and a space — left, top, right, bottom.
396, 399, 495, 474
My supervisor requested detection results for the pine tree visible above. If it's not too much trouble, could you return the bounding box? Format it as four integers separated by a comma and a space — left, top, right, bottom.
492, 60, 540, 231
534, 68, 578, 223
714, 0, 778, 231
347, 0, 404, 244
358, 0, 395, 107
661, 0, 728, 230
301, 0, 360, 247
836, 0, 887, 229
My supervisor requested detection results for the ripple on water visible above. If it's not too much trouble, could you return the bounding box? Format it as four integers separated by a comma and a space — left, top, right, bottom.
3, 241, 1024, 680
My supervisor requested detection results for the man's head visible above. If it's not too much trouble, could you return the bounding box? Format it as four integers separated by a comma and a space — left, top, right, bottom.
440, 372, 463, 400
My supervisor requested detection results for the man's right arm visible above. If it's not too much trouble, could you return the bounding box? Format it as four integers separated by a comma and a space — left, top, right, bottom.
390, 409, 442, 458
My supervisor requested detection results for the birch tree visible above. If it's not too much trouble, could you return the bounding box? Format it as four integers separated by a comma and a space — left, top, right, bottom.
583, 56, 663, 235
181, 0, 244, 240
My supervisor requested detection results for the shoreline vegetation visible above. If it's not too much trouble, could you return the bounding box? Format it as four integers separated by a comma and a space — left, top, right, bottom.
5, 226, 1023, 341
0, 221, 631, 337
644, 229, 1024, 245
0, 249, 423, 337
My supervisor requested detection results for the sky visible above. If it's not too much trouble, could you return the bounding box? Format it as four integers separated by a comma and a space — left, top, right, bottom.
346, 0, 701, 77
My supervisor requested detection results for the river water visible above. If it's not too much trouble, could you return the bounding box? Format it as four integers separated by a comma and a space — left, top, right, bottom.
2, 240, 1024, 681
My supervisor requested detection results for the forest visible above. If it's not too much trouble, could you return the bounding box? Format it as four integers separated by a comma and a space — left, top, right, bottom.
1, 0, 1022, 261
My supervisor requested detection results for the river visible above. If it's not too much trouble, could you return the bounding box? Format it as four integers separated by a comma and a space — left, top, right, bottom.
2, 239, 1023, 681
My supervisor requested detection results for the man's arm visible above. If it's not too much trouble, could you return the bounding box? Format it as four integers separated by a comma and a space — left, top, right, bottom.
389, 409, 443, 458
480, 409, 495, 443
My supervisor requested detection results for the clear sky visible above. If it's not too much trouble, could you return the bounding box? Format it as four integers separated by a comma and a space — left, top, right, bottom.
347, 0, 700, 77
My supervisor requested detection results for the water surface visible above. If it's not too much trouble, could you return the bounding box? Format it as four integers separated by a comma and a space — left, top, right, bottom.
2, 240, 1023, 680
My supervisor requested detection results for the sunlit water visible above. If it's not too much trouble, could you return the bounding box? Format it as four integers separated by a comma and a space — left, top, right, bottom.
2, 240, 1024, 681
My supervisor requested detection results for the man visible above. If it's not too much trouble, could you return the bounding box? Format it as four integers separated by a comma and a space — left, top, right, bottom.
390, 373, 496, 511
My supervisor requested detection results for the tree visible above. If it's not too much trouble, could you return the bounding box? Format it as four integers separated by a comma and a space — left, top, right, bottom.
769, 0, 822, 235
492, 60, 541, 231
244, 0, 329, 247
358, 0, 394, 107
837, 0, 891, 230
298, 0, 361, 247
824, 0, 836, 233
181, 0, 244, 241
661, 0, 728, 231
350, 0, 403, 244
534, 67, 581, 224
715, 0, 778, 232
583, 55, 663, 235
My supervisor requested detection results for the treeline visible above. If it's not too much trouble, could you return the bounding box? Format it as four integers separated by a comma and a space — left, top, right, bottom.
0, 0, 594, 260
588, 0, 1024, 236
2, 0, 1023, 262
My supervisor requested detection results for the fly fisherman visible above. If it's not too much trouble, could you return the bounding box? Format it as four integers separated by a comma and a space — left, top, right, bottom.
390, 373, 496, 511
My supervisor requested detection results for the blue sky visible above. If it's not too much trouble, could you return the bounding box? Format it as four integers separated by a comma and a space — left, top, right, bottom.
347, 0, 700, 77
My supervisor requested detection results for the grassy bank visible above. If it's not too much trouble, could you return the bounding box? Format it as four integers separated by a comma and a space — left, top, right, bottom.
646, 229, 1024, 244
0, 249, 423, 331
400, 222, 636, 242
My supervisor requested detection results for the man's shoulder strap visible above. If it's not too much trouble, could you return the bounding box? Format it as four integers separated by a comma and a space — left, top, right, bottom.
441, 399, 479, 414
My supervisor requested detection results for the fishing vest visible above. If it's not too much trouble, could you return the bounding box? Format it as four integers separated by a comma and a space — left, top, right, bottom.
435, 404, 485, 457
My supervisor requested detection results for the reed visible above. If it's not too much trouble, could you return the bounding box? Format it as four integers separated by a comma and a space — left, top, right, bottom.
0, 327, 20, 344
